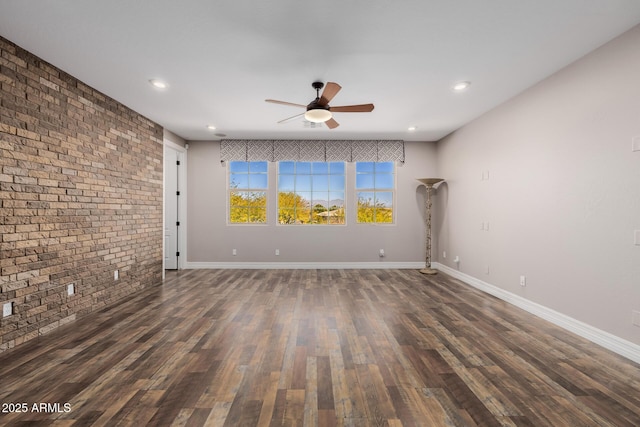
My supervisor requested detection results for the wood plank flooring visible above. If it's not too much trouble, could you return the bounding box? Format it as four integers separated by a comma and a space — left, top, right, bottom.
1, 269, 639, 426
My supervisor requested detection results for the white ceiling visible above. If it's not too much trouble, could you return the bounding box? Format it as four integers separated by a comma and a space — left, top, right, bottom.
1, 1, 640, 142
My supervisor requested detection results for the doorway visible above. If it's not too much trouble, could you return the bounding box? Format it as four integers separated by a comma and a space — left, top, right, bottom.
164, 143, 186, 270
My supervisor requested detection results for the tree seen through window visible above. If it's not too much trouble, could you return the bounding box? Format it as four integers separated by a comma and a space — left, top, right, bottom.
356, 162, 395, 223
228, 161, 268, 223
278, 162, 345, 225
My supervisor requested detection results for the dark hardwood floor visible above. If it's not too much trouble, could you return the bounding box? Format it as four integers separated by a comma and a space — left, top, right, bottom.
1, 269, 639, 426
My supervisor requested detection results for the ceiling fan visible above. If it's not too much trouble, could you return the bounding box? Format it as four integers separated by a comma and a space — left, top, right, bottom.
265, 81, 374, 129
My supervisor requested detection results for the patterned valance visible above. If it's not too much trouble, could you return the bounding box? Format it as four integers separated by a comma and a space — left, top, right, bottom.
220, 140, 404, 163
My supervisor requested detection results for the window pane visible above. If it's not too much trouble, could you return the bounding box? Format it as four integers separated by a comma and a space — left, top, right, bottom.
228, 161, 268, 224
249, 161, 267, 173
312, 162, 328, 174
297, 192, 312, 205
329, 209, 345, 224
278, 175, 295, 191
375, 174, 394, 189
357, 192, 375, 204
355, 162, 395, 224
356, 174, 375, 189
295, 175, 311, 191
375, 192, 393, 208
296, 162, 311, 174
229, 161, 249, 173
230, 206, 248, 223
329, 175, 344, 190
357, 192, 375, 223
375, 191, 394, 223
279, 161, 295, 174
249, 207, 266, 223
230, 191, 248, 207
312, 202, 328, 225
312, 175, 328, 191
329, 162, 345, 174
356, 162, 374, 173
248, 191, 266, 207
329, 191, 344, 207
230, 173, 249, 189
376, 209, 393, 223
278, 161, 345, 226
249, 173, 268, 189
375, 162, 394, 173
279, 208, 295, 224
279, 191, 297, 208
296, 206, 312, 224
313, 209, 328, 224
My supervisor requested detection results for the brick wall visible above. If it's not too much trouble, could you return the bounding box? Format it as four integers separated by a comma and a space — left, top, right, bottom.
0, 36, 163, 352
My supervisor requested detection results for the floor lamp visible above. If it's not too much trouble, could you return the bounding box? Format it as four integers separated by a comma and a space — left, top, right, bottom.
417, 178, 444, 275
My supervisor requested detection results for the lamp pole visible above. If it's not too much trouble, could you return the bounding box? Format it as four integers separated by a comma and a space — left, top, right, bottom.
417, 178, 444, 275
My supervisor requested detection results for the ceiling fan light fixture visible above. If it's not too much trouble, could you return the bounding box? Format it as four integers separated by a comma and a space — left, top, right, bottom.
304, 108, 332, 123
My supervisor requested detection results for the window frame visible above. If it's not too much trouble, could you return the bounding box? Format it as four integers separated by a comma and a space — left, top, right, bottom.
277, 161, 346, 226
227, 160, 269, 225
355, 161, 396, 225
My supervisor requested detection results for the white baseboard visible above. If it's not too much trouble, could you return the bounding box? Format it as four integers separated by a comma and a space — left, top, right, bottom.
433, 263, 640, 365
184, 261, 424, 270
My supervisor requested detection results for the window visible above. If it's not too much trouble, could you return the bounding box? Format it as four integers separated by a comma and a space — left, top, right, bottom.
228, 161, 268, 224
356, 162, 395, 223
278, 162, 345, 225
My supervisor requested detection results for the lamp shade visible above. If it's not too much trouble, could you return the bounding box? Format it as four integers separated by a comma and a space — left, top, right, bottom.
305, 108, 332, 123
417, 178, 444, 186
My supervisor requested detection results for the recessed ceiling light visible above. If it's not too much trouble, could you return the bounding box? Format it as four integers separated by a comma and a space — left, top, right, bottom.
149, 79, 168, 89
452, 81, 471, 92
207, 125, 216, 130
408, 126, 417, 131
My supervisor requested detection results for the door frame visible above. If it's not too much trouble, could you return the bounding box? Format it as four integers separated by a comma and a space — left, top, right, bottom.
163, 139, 188, 276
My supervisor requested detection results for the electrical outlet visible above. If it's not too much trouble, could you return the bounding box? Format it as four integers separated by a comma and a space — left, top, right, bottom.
67, 283, 75, 296
379, 249, 385, 257
232, 249, 237, 256
520, 275, 526, 287
3, 302, 13, 317
454, 256, 460, 263
275, 249, 279, 256
443, 251, 446, 259
114, 270, 119, 280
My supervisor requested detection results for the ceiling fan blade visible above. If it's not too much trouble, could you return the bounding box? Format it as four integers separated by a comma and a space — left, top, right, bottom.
277, 112, 305, 124
325, 118, 339, 129
330, 104, 375, 113
319, 82, 341, 106
265, 99, 306, 108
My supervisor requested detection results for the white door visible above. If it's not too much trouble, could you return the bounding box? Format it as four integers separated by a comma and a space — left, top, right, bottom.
164, 146, 180, 270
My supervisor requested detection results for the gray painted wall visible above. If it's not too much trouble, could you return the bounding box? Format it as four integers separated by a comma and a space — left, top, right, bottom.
186, 141, 438, 265
435, 25, 640, 345
182, 24, 640, 349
